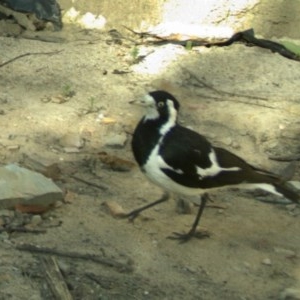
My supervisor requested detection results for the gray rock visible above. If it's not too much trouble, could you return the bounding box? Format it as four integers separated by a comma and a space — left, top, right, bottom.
104, 132, 127, 148
0, 209, 14, 217
261, 258, 272, 265
0, 164, 63, 209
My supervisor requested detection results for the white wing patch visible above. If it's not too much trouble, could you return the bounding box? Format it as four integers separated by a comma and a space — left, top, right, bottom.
196, 149, 240, 178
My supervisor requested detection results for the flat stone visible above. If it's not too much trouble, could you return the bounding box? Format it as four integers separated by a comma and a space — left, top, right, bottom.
274, 247, 296, 257
0, 164, 63, 209
104, 132, 127, 148
59, 133, 84, 149
30, 215, 42, 225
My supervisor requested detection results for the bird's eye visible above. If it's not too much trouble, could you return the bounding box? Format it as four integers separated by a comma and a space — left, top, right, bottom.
157, 101, 164, 108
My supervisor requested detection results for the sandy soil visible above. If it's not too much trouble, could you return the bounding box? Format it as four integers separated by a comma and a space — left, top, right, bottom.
0, 24, 300, 300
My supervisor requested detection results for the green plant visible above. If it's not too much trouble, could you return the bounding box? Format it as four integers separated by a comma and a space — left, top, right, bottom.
281, 41, 300, 56
88, 96, 96, 111
61, 83, 75, 98
131, 46, 139, 61
185, 40, 193, 51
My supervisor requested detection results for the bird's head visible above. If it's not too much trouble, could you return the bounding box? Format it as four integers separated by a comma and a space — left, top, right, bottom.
130, 90, 180, 121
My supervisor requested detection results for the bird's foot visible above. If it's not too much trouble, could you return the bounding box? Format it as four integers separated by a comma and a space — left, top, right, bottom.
167, 229, 210, 243
121, 210, 141, 223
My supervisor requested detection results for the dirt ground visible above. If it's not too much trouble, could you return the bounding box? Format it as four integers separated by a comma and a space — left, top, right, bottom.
0, 20, 300, 300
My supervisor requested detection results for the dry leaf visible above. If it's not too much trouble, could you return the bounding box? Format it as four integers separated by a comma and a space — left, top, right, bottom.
15, 203, 54, 214
98, 151, 135, 172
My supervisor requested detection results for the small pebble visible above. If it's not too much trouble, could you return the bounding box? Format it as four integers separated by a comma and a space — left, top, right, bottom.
220, 137, 232, 146
30, 215, 42, 225
262, 258, 272, 265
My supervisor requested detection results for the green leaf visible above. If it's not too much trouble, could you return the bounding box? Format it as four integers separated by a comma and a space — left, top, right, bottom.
281, 41, 300, 55
185, 40, 193, 51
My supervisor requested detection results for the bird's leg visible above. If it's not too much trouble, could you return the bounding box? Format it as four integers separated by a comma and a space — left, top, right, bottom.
168, 193, 210, 242
123, 192, 170, 222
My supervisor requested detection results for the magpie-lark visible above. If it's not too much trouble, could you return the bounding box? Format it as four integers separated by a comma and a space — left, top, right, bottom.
128, 90, 299, 242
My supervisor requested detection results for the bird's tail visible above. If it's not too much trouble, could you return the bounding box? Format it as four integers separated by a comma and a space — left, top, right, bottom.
245, 168, 300, 203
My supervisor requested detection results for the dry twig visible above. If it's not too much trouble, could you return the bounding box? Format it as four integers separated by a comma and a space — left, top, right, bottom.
70, 175, 108, 191
269, 155, 300, 162
16, 243, 133, 273
0, 227, 46, 234
0, 50, 63, 68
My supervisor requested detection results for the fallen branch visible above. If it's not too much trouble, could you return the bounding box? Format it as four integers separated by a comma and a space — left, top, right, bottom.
124, 27, 300, 61
16, 243, 133, 273
42, 256, 73, 300
0, 50, 63, 68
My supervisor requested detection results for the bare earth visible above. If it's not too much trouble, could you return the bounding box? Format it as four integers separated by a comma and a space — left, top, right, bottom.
0, 25, 300, 300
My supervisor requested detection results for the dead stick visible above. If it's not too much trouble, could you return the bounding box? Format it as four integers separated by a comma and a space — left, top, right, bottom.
70, 175, 108, 191
0, 50, 63, 68
0, 227, 46, 234
16, 243, 133, 273
42, 256, 73, 300
269, 155, 300, 162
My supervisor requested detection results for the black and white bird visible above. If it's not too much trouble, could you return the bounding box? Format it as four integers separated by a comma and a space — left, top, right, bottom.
127, 90, 299, 241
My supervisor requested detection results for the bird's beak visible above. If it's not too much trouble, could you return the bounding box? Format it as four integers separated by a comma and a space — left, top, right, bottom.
129, 99, 138, 105
129, 99, 150, 106
130, 94, 155, 107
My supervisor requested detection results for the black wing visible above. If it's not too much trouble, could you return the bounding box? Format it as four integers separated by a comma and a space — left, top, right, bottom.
159, 125, 280, 189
